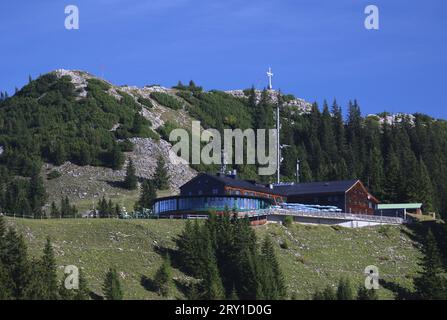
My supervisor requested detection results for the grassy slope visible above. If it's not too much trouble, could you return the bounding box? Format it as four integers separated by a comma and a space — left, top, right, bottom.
6, 218, 422, 300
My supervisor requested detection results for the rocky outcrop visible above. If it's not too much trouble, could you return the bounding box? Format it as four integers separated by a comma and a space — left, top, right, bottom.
225, 89, 312, 114
128, 137, 196, 191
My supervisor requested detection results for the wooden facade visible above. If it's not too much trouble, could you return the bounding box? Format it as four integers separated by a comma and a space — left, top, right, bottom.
345, 181, 379, 215
274, 180, 379, 215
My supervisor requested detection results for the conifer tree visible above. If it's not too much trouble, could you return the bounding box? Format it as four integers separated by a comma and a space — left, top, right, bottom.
2, 229, 31, 299
247, 86, 257, 110
103, 268, 123, 300
40, 237, 58, 299
58, 278, 75, 300
153, 156, 169, 190
58, 269, 90, 300
124, 158, 137, 190
414, 229, 447, 299
153, 255, 172, 297
29, 165, 47, 218
313, 285, 336, 300
114, 203, 121, 218
74, 269, 90, 300
0, 263, 13, 299
255, 89, 274, 130
383, 148, 402, 203
0, 215, 5, 239
201, 237, 225, 300
110, 144, 124, 170
336, 278, 354, 300
357, 285, 378, 300
260, 235, 286, 299
50, 201, 59, 218
97, 197, 109, 218
136, 179, 157, 211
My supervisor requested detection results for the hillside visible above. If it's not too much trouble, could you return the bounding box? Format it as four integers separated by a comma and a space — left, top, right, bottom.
5, 217, 423, 300
1, 69, 447, 219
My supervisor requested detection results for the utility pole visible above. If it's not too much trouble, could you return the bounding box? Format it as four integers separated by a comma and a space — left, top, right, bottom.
296, 159, 300, 183
276, 102, 281, 184
220, 149, 227, 175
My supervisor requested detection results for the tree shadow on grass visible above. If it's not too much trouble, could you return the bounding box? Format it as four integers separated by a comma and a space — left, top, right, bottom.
140, 275, 157, 292
153, 245, 187, 274
401, 220, 447, 268
105, 180, 125, 189
380, 279, 416, 300
173, 278, 192, 298
89, 291, 104, 300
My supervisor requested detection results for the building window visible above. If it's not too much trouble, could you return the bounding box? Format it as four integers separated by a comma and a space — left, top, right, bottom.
212, 188, 219, 195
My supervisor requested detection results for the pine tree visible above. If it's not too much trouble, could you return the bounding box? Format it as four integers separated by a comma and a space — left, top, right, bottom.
366, 146, 385, 199
97, 197, 109, 218
414, 229, 447, 299
313, 285, 336, 300
124, 158, 137, 190
114, 203, 121, 218
50, 201, 59, 218
40, 237, 58, 299
260, 235, 286, 299
2, 229, 31, 299
58, 269, 90, 300
406, 157, 435, 212
336, 278, 354, 300
247, 86, 257, 110
74, 269, 90, 300
417, 159, 435, 212
153, 156, 169, 190
357, 285, 378, 300
383, 148, 402, 203
103, 268, 123, 300
254, 89, 274, 130
59, 278, 75, 300
176, 220, 197, 275
0, 263, 14, 299
201, 239, 225, 300
0, 215, 6, 239
136, 179, 157, 211
29, 165, 48, 218
153, 255, 172, 297
110, 144, 124, 170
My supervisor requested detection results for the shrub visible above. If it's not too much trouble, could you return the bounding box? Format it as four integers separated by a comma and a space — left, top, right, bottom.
283, 215, 293, 228
137, 97, 153, 108
47, 170, 61, 180
157, 121, 178, 141
280, 239, 289, 250
150, 92, 183, 110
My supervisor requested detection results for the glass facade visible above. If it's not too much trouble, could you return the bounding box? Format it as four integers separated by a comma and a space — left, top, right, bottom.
153, 196, 272, 215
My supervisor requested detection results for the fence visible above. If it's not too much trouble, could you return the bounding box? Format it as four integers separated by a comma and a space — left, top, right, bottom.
269, 208, 405, 224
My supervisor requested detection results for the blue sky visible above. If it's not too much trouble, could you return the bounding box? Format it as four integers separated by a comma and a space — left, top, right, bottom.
1, 0, 446, 118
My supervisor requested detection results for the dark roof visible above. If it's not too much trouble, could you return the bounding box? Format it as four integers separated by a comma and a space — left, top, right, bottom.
181, 174, 363, 197
272, 180, 359, 196
189, 173, 284, 195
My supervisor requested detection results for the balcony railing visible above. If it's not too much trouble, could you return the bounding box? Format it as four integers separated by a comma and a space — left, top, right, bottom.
269, 208, 404, 224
